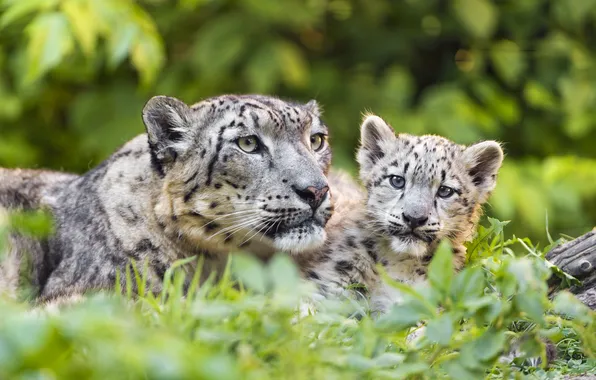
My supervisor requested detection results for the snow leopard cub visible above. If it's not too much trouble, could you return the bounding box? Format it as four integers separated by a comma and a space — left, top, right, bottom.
300, 114, 504, 314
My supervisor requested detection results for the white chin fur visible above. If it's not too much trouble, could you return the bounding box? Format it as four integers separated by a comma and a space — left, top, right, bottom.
390, 237, 428, 257
273, 228, 327, 253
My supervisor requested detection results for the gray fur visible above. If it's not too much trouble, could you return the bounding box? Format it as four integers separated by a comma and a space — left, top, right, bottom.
0, 94, 333, 302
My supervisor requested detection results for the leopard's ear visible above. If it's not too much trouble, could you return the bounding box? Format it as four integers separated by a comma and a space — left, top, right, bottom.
357, 114, 396, 181
142, 96, 192, 167
462, 141, 504, 202
304, 99, 321, 117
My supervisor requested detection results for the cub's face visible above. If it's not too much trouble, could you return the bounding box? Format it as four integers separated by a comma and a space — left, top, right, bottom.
357, 115, 503, 258
142, 95, 332, 253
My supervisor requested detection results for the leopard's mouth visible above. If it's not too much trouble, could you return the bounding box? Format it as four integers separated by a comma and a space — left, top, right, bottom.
264, 217, 324, 238
394, 230, 435, 244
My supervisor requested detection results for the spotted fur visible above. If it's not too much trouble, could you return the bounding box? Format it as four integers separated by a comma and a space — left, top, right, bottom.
0, 94, 333, 302
302, 114, 504, 314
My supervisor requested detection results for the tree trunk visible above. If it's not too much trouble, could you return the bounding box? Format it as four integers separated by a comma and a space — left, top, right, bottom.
546, 230, 596, 309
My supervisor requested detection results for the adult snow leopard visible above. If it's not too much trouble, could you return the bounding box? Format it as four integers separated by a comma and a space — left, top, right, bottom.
0, 94, 333, 302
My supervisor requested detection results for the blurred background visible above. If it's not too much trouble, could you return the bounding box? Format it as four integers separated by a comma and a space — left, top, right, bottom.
0, 0, 595, 243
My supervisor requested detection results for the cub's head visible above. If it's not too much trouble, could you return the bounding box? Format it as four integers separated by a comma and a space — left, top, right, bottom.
142, 94, 332, 254
357, 114, 503, 259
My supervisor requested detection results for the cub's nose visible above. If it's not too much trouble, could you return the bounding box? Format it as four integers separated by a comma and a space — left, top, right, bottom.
402, 213, 428, 229
293, 184, 330, 211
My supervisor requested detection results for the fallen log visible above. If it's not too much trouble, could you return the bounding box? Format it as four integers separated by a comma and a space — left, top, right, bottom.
546, 230, 596, 309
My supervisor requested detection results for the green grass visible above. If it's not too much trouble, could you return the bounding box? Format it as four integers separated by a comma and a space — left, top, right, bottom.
0, 217, 595, 380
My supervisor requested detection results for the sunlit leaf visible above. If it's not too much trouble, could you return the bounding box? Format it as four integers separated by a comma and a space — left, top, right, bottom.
490, 40, 526, 86
131, 32, 165, 88
25, 12, 74, 83
0, 0, 58, 28
61, 0, 98, 57
453, 0, 497, 39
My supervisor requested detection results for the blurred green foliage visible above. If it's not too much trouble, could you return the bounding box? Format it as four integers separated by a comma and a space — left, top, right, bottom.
1, 221, 595, 379
1, 0, 596, 241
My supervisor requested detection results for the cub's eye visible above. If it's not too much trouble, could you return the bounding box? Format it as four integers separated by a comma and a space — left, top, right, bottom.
389, 175, 406, 189
310, 133, 326, 152
437, 185, 455, 198
237, 136, 260, 153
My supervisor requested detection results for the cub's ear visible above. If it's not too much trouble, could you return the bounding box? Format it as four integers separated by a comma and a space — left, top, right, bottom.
142, 96, 192, 166
356, 114, 396, 181
462, 141, 504, 202
304, 99, 321, 117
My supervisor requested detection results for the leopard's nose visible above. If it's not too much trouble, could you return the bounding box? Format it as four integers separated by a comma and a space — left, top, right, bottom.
293, 184, 329, 211
402, 213, 428, 229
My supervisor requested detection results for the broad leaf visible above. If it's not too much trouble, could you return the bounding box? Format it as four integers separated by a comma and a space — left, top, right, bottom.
25, 12, 74, 83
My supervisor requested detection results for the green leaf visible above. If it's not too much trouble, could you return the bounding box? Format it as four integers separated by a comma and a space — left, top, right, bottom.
443, 360, 484, 380
553, 291, 594, 325
472, 329, 506, 362
191, 13, 249, 78
388, 362, 429, 378
373, 353, 405, 368
490, 40, 526, 86
267, 253, 300, 293
131, 32, 165, 88
0, 0, 58, 28
514, 292, 546, 322
61, 0, 98, 57
25, 12, 74, 83
451, 266, 484, 304
452, 0, 498, 39
231, 254, 267, 294
428, 240, 453, 296
106, 23, 138, 69
244, 42, 279, 93
524, 80, 557, 110
425, 313, 453, 346
375, 299, 433, 332
275, 41, 309, 88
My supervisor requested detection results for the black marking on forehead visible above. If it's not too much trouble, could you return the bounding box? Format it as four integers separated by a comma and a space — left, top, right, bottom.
441, 170, 446, 182
250, 111, 260, 129
205, 122, 231, 186
404, 162, 410, 174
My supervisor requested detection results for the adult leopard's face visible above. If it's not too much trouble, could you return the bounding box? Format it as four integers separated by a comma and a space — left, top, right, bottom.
142, 94, 332, 254
357, 115, 503, 258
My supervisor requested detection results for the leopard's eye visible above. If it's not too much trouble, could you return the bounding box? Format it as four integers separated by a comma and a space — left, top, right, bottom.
237, 136, 260, 153
310, 133, 326, 152
437, 185, 455, 198
389, 175, 405, 189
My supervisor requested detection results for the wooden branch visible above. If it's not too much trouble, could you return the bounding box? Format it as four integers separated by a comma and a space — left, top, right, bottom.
546, 230, 596, 309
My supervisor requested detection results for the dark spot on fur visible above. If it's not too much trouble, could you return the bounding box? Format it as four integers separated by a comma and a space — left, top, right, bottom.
184, 184, 200, 203
335, 260, 354, 274
204, 222, 219, 232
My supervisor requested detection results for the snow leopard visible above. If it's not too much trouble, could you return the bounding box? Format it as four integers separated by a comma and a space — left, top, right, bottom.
300, 114, 504, 314
0, 94, 333, 302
